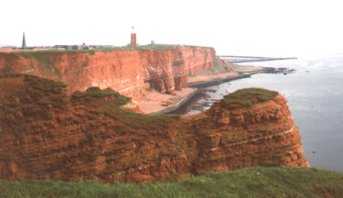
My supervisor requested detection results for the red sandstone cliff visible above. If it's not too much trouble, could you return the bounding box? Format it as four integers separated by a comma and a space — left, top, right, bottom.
0, 75, 308, 182
0, 46, 215, 98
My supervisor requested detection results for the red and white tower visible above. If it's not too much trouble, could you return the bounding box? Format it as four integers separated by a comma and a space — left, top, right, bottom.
130, 26, 137, 49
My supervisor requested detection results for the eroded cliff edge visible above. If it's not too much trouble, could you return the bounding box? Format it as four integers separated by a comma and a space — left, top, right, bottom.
0, 46, 215, 98
0, 74, 308, 182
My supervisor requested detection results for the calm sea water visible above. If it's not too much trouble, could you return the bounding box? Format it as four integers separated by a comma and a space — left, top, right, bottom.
187, 56, 343, 171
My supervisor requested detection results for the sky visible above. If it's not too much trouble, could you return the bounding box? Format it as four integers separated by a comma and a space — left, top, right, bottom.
1, 0, 343, 57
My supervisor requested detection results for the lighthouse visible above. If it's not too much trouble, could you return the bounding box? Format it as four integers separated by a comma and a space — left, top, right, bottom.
130, 26, 137, 49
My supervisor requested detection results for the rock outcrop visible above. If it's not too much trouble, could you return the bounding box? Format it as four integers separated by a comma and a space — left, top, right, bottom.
0, 74, 308, 182
0, 46, 215, 98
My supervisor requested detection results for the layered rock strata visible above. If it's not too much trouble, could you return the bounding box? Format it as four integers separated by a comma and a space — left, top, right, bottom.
0, 46, 215, 98
0, 75, 308, 182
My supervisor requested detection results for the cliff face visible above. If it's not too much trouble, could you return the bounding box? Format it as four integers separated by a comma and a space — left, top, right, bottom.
0, 47, 215, 97
0, 75, 308, 182
193, 91, 308, 172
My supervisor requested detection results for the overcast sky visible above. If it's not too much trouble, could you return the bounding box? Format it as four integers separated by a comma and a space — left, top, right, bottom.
1, 0, 342, 57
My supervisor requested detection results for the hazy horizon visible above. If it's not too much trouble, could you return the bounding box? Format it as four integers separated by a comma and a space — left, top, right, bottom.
1, 0, 343, 57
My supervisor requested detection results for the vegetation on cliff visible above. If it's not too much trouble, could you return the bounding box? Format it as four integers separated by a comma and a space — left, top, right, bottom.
71, 87, 177, 128
71, 87, 131, 105
223, 88, 278, 109
0, 167, 342, 198
0, 74, 308, 183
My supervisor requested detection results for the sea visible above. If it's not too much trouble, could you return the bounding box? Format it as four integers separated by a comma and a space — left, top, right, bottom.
184, 56, 343, 171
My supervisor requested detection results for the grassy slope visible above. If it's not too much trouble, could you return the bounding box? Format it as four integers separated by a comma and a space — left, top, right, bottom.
1, 167, 343, 198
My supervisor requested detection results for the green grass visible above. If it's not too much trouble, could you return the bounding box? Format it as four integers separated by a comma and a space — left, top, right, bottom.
71, 87, 130, 106
137, 44, 179, 50
136, 44, 213, 51
97, 102, 178, 130
0, 167, 342, 198
71, 86, 178, 130
223, 88, 278, 109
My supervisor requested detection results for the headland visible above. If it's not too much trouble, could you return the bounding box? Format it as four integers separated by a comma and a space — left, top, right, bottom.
0, 74, 308, 182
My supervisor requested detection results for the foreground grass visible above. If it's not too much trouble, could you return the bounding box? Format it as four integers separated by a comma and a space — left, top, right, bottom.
1, 167, 343, 198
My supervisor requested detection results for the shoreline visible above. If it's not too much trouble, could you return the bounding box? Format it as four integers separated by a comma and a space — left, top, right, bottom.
151, 64, 295, 115
140, 63, 294, 115
188, 73, 252, 88
150, 89, 202, 115
152, 70, 261, 115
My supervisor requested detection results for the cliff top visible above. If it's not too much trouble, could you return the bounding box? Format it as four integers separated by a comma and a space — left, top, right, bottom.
222, 88, 278, 109
0, 44, 214, 55
71, 87, 131, 105
0, 74, 177, 135
0, 167, 342, 198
